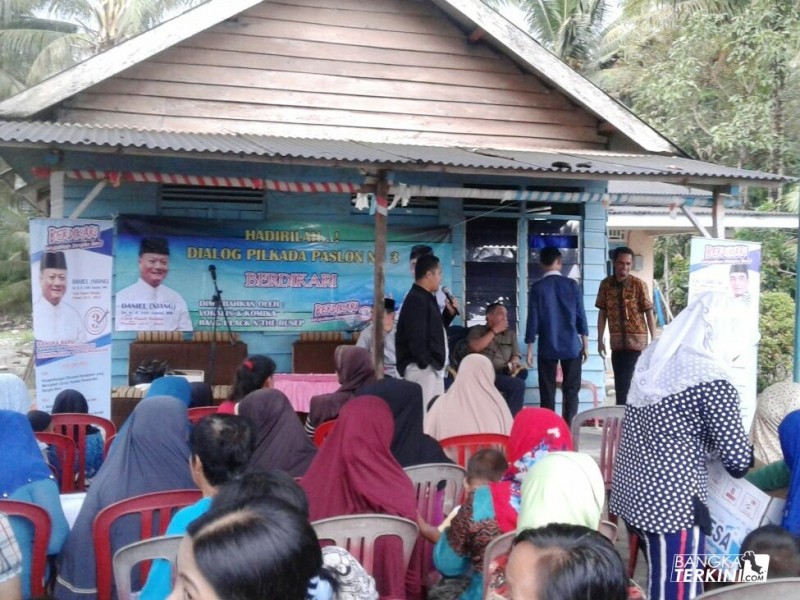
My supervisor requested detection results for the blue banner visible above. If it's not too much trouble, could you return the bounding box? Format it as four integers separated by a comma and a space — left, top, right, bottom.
115, 216, 452, 332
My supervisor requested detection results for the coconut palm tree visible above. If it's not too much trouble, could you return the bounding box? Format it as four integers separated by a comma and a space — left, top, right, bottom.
0, 1, 78, 98
0, 0, 206, 100
492, 0, 612, 69
0, 175, 34, 315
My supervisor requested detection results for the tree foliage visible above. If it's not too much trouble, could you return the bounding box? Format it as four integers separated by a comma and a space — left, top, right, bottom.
653, 234, 691, 315
596, 0, 800, 185
758, 291, 795, 391
733, 223, 796, 299
0, 172, 33, 315
493, 0, 612, 67
0, 0, 205, 100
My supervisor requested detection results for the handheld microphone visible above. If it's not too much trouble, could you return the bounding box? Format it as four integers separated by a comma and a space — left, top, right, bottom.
441, 286, 460, 316
208, 264, 217, 282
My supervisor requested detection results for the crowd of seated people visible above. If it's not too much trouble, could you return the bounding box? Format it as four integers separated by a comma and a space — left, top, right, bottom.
8, 289, 800, 600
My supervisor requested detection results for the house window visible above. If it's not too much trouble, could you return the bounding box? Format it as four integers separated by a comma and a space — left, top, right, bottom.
527, 218, 582, 283
465, 217, 518, 328
160, 185, 266, 219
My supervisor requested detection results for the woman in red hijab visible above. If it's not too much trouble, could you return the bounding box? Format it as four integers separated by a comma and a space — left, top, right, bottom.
430, 407, 573, 599
301, 395, 420, 599
490, 407, 573, 532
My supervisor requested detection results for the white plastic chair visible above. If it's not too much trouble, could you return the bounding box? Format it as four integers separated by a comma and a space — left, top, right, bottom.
482, 531, 516, 598
697, 578, 800, 598
404, 463, 466, 525
311, 514, 418, 579
113, 535, 183, 600
598, 519, 619, 543
404, 462, 467, 590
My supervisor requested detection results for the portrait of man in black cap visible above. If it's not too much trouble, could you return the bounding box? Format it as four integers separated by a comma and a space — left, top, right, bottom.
115, 236, 193, 331
729, 263, 750, 300
356, 297, 399, 378
33, 250, 86, 343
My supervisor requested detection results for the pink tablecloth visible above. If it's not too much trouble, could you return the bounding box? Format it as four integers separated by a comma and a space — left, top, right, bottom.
273, 373, 340, 413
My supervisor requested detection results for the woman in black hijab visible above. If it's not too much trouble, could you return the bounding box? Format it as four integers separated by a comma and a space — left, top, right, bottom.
358, 377, 452, 467
52, 389, 105, 479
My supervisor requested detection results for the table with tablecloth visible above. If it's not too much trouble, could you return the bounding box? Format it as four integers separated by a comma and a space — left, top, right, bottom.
272, 373, 340, 413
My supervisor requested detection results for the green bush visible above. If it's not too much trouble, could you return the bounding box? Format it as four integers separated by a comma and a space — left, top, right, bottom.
758, 291, 795, 391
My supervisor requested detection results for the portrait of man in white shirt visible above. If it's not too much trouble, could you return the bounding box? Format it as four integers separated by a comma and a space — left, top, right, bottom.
115, 236, 193, 331
33, 250, 86, 343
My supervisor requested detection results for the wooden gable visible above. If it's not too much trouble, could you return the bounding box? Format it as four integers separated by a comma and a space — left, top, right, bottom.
57, 0, 604, 151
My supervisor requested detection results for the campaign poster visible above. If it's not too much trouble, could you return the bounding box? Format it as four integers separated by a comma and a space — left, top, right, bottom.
30, 219, 114, 417
114, 216, 452, 332
688, 238, 761, 431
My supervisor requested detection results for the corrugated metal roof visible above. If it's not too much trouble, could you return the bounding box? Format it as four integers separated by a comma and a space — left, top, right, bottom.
608, 205, 797, 231
0, 121, 789, 184
608, 205, 796, 217
606, 180, 711, 196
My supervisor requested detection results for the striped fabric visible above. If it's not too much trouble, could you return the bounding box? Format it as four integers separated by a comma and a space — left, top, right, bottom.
635, 525, 705, 600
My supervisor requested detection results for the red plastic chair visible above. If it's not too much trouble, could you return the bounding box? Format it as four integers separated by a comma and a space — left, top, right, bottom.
103, 434, 116, 458
51, 413, 116, 491
34, 431, 78, 493
438, 433, 509, 468
93, 489, 202, 600
313, 419, 337, 448
0, 499, 52, 598
187, 406, 217, 425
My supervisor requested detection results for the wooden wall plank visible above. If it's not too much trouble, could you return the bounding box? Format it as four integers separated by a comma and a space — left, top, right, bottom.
56, 109, 606, 150
115, 62, 564, 109
64, 94, 605, 143
248, 2, 461, 37
64, 0, 606, 152
86, 79, 594, 126
275, 0, 440, 17
583, 231, 607, 248
158, 45, 555, 96
186, 32, 521, 73
215, 16, 499, 58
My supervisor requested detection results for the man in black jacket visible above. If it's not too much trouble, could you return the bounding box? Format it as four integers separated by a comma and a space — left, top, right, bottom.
396, 253, 448, 409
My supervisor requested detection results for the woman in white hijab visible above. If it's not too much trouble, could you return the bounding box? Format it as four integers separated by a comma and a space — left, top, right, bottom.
424, 353, 513, 440
517, 451, 605, 531
610, 292, 753, 600
0, 373, 31, 413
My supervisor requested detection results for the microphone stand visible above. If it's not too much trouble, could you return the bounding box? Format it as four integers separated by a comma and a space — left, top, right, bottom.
207, 267, 235, 385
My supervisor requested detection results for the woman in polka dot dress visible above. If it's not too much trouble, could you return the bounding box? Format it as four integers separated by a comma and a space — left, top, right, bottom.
610, 292, 753, 600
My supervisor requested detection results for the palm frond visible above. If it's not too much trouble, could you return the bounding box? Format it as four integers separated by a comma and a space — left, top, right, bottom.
0, 279, 31, 314
25, 31, 93, 85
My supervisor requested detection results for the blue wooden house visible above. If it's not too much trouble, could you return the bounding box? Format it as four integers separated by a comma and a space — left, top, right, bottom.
0, 0, 785, 411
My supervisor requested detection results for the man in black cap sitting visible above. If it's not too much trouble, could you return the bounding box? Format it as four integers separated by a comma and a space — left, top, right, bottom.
33, 250, 85, 343
115, 236, 193, 331
356, 298, 399, 378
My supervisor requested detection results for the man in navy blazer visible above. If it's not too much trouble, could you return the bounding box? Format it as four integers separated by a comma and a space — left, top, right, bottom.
525, 247, 589, 426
